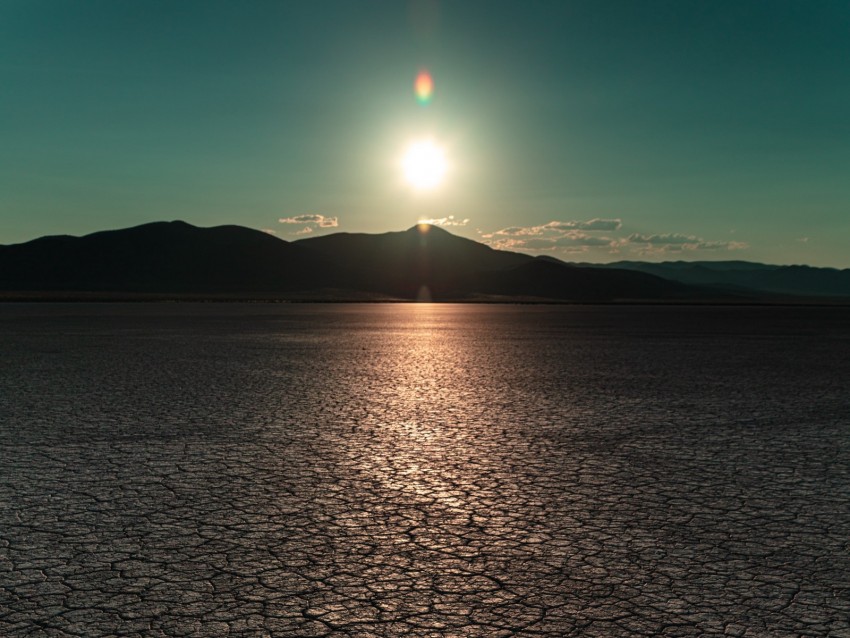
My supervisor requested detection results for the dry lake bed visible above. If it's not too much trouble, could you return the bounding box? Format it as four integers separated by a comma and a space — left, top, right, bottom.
1, 303, 849, 637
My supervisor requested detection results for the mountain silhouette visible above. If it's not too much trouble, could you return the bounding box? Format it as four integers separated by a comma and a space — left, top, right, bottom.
0, 221, 334, 293
473, 259, 700, 301
294, 225, 531, 299
589, 260, 850, 298
1, 221, 841, 301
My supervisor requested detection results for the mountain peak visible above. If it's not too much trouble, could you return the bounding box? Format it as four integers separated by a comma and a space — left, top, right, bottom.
405, 223, 452, 235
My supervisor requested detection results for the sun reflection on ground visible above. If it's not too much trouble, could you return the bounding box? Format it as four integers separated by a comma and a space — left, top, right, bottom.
338, 305, 533, 517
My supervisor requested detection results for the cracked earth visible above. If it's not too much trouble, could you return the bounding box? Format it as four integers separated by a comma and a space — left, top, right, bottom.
1, 304, 849, 637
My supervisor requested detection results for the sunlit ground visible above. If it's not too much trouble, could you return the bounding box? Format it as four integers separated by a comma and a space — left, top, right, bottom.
1, 303, 849, 636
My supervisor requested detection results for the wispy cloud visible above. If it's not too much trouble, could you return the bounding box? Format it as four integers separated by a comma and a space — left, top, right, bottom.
485, 219, 621, 238
489, 232, 617, 253
628, 233, 702, 245
624, 233, 748, 253
481, 218, 748, 257
483, 219, 620, 254
261, 228, 277, 235
279, 214, 339, 228
418, 215, 469, 227
549, 218, 622, 231
295, 226, 314, 235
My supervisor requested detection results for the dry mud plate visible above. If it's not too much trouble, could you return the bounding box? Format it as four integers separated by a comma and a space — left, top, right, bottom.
2, 304, 849, 637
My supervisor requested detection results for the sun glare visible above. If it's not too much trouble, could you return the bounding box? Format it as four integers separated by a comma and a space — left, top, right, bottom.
402, 140, 447, 190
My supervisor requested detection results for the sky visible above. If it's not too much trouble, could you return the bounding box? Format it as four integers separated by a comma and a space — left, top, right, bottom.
1, 0, 848, 266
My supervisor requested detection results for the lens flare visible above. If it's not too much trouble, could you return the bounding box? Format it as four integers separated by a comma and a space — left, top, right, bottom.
415, 70, 433, 105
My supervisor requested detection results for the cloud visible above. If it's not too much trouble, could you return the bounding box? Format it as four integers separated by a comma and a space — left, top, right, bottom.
625, 233, 748, 253
526, 236, 615, 249
486, 218, 621, 239
628, 232, 700, 245
548, 218, 622, 231
261, 228, 277, 235
488, 232, 617, 253
418, 215, 469, 227
483, 220, 620, 254
482, 217, 748, 257
279, 214, 339, 228
491, 225, 543, 237
295, 226, 313, 235
495, 227, 524, 235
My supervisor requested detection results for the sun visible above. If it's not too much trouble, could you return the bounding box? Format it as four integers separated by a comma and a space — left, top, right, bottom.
402, 139, 447, 190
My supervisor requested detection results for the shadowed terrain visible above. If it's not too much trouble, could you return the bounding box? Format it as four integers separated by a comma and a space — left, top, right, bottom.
588, 260, 850, 298
0, 222, 739, 302
0, 221, 335, 293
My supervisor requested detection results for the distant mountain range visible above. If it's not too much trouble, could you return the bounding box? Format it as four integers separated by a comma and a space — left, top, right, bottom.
583, 260, 850, 299
0, 221, 847, 302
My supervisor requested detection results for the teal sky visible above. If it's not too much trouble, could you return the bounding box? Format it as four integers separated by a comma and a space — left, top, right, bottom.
2, 0, 848, 266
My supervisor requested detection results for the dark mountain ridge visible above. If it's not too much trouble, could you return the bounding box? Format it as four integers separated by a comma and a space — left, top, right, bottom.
1, 221, 842, 302
295, 225, 532, 299
581, 260, 850, 298
0, 221, 334, 293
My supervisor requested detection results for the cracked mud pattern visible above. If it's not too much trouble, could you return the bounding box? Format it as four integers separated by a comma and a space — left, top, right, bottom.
2, 304, 849, 637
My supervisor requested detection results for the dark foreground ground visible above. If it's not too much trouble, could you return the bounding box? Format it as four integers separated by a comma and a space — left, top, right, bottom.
1, 304, 849, 637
